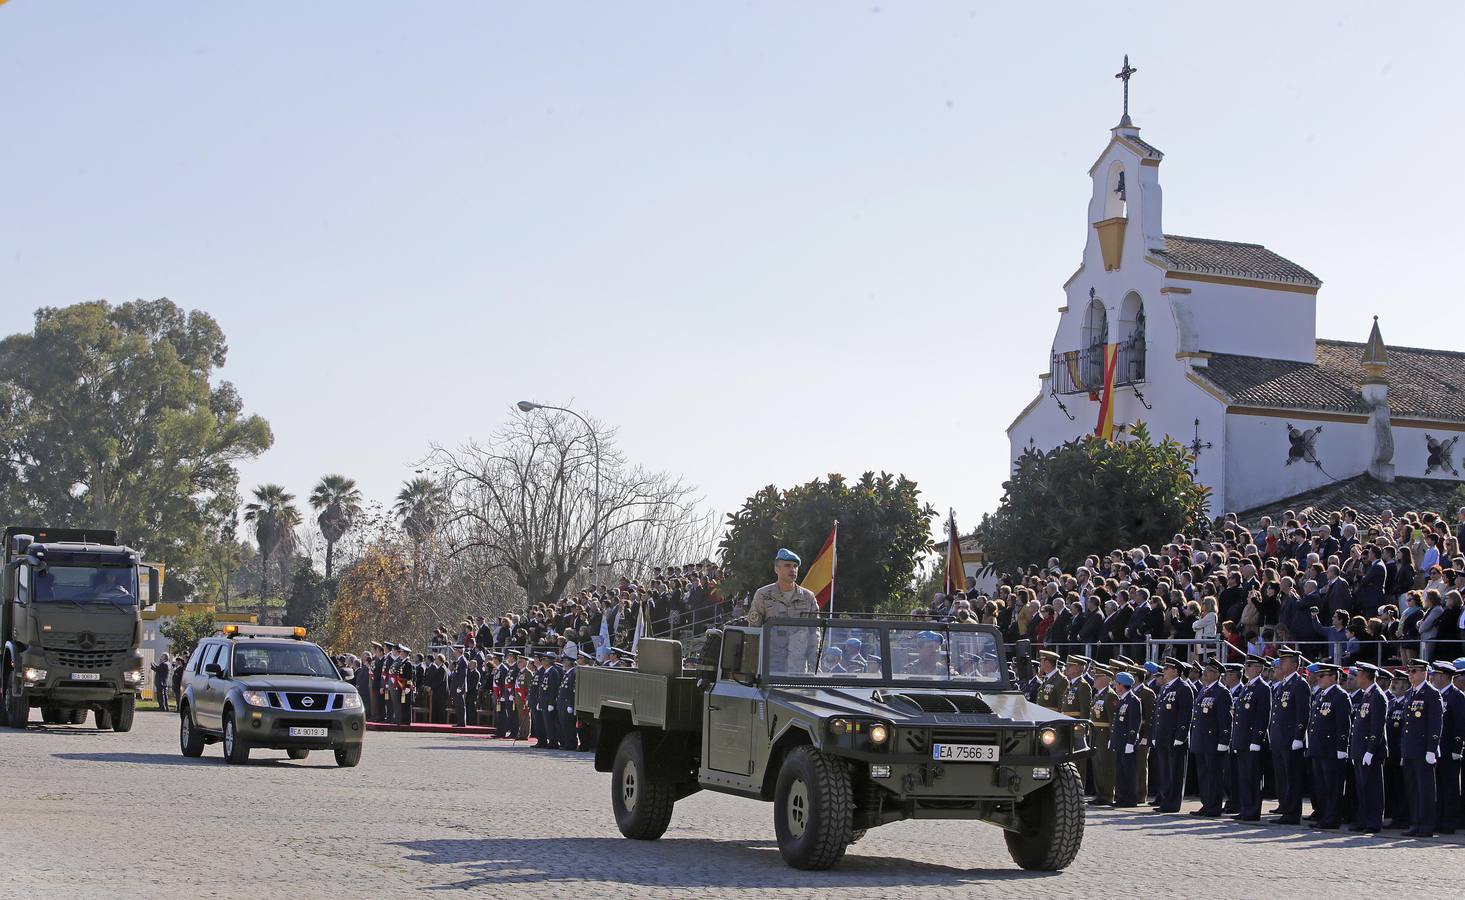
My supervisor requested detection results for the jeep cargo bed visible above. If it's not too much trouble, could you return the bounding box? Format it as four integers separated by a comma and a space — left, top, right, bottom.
576, 666, 703, 732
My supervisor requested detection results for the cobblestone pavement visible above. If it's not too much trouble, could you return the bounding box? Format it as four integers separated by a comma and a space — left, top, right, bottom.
1, 713, 1461, 899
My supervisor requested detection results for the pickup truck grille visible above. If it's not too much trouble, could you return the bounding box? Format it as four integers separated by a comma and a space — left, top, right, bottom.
279, 692, 332, 711
56, 649, 122, 671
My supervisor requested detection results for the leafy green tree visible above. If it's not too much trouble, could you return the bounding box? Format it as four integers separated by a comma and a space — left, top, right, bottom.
718, 472, 935, 613
160, 609, 216, 657
243, 484, 300, 604
309, 474, 362, 578
0, 299, 272, 575
975, 424, 1211, 575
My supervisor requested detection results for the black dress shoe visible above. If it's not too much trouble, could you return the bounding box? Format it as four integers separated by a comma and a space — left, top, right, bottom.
1223, 807, 1239, 814
1234, 815, 1260, 822
1315, 823, 1339, 830
1359, 827, 1380, 833
1271, 817, 1301, 825
1348, 824, 1366, 832
1386, 821, 1411, 830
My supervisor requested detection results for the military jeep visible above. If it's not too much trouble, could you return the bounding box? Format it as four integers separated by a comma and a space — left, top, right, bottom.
576, 617, 1090, 871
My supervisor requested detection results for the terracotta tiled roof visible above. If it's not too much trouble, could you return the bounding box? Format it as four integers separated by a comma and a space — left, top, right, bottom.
1236, 475, 1462, 528
1196, 340, 1465, 423
1153, 235, 1321, 286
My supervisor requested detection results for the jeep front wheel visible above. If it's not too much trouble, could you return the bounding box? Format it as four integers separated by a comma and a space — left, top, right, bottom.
1003, 761, 1084, 871
611, 731, 675, 840
773, 746, 854, 870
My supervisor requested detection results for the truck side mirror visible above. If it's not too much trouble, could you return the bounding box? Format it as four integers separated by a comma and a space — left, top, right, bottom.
1013, 639, 1034, 684
205, 663, 223, 677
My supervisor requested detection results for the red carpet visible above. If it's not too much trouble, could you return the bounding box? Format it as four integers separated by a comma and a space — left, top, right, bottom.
366, 721, 497, 736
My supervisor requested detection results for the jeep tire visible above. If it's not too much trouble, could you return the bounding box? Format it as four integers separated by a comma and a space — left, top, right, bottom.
179, 708, 206, 757
222, 712, 251, 764
1003, 761, 1084, 871
773, 746, 854, 870
611, 731, 675, 840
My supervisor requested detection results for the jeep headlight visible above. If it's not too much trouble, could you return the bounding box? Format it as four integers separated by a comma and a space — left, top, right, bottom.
241, 690, 271, 708
123, 669, 144, 684
341, 692, 363, 710
22, 667, 47, 683
868, 722, 890, 745
1039, 726, 1058, 748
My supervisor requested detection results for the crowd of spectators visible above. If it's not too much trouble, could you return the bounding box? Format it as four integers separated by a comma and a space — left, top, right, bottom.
919, 504, 1465, 666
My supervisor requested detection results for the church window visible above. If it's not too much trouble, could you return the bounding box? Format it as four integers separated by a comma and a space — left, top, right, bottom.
1119, 292, 1146, 384
1082, 299, 1109, 387
1104, 161, 1127, 219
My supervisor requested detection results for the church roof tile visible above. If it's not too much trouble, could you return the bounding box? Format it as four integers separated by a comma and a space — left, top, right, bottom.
1154, 235, 1322, 286
1236, 474, 1462, 527
1197, 340, 1465, 423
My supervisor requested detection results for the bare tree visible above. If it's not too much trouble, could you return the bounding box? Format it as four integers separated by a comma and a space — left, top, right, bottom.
430, 408, 708, 605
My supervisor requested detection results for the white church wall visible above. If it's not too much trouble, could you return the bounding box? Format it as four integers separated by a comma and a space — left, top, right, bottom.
1180, 280, 1316, 363
1391, 423, 1465, 482
1221, 412, 1371, 513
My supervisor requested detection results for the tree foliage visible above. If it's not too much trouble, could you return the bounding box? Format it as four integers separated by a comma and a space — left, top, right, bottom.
321, 541, 412, 653
0, 299, 272, 575
975, 424, 1211, 575
243, 483, 300, 603
159, 609, 216, 656
310, 474, 362, 578
718, 472, 935, 613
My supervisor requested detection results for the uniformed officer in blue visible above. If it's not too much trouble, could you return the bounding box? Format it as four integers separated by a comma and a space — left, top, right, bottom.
1221, 662, 1245, 814
1305, 663, 1349, 829
1189, 657, 1232, 817
1384, 668, 1411, 829
1152, 657, 1194, 813
1110, 671, 1142, 807
539, 651, 564, 750
1347, 662, 1388, 832
557, 647, 580, 752
1428, 660, 1463, 834
1399, 658, 1443, 837
1231, 654, 1270, 821
1268, 647, 1311, 824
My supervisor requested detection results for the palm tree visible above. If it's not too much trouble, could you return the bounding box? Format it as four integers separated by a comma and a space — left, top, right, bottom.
309, 474, 362, 578
243, 484, 301, 606
394, 477, 445, 579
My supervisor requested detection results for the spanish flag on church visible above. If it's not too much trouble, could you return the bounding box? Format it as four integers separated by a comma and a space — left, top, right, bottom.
800, 522, 837, 612
1094, 342, 1120, 440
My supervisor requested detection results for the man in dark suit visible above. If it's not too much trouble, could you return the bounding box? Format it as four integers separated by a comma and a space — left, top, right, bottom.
428, 654, 449, 724
151, 654, 172, 713
1323, 566, 1352, 623
352, 653, 372, 719
1356, 548, 1388, 617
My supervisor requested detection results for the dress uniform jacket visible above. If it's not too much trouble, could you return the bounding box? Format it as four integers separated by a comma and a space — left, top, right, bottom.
1036, 672, 1070, 712
1268, 671, 1311, 820
1062, 677, 1093, 720
1132, 681, 1156, 801
540, 662, 564, 749
1154, 678, 1195, 812
1305, 683, 1350, 827
556, 665, 578, 751
1110, 690, 1142, 807
1436, 684, 1465, 832
1089, 686, 1119, 803
1190, 680, 1232, 815
1400, 682, 1444, 835
1231, 677, 1270, 819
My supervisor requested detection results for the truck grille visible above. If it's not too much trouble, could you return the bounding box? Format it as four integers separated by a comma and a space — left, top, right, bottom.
281, 692, 331, 711
47, 632, 131, 652
56, 650, 121, 671
903, 728, 1028, 754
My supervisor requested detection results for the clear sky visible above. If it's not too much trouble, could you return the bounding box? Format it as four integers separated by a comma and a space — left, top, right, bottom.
4, 2, 1462, 538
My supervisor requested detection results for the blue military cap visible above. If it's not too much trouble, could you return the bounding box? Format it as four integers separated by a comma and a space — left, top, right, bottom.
1305, 663, 1321, 675
1276, 646, 1302, 659
1453, 657, 1465, 671
1430, 660, 1458, 675
1115, 671, 1135, 687
1161, 656, 1183, 670
1204, 658, 1225, 674
774, 548, 801, 564
917, 630, 944, 643
1142, 661, 1162, 674
1264, 657, 1278, 668
1223, 662, 1244, 674
1354, 662, 1381, 677
823, 646, 844, 657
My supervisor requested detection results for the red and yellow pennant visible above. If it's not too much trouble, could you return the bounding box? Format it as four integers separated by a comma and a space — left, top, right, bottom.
1093, 342, 1119, 440
801, 522, 837, 611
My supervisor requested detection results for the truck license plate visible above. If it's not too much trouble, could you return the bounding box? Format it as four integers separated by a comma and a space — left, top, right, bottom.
288, 727, 328, 738
932, 743, 999, 762
69, 673, 100, 681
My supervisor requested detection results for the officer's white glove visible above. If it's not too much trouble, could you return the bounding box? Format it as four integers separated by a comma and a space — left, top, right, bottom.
1139, 738, 1148, 746
1291, 739, 1304, 750
1336, 750, 1348, 760
1218, 744, 1229, 752
1425, 751, 1437, 765
1125, 743, 1135, 754
1174, 739, 1184, 746
547, 705, 555, 712
1453, 753, 1463, 762
1362, 752, 1373, 765
567, 707, 573, 714
1249, 743, 1262, 752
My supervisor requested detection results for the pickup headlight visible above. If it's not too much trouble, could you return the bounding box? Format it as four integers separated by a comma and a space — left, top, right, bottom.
341, 692, 363, 710
22, 667, 47, 683
241, 690, 272, 707
123, 669, 144, 684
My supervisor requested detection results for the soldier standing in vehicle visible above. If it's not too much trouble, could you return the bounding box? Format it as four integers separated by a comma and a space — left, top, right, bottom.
748, 548, 818, 673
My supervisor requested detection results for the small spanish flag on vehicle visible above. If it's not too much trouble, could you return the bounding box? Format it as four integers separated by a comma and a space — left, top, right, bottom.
801, 522, 837, 612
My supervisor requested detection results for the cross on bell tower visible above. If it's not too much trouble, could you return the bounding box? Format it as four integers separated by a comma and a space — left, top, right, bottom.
1115, 55, 1138, 127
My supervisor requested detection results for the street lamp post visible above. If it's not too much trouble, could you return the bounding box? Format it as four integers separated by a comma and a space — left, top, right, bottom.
516, 400, 601, 590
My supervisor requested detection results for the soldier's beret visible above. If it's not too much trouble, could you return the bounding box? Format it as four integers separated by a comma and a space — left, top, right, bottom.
1305, 663, 1322, 675
1142, 661, 1162, 674
774, 548, 801, 564
1454, 658, 1465, 671
1115, 672, 1135, 687
1264, 657, 1278, 668
918, 631, 944, 643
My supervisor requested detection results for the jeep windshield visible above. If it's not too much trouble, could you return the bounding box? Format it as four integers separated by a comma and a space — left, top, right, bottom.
232, 643, 338, 678
763, 620, 1007, 688
34, 565, 137, 604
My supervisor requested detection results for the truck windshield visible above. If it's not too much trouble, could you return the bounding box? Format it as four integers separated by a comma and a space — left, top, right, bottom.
889, 626, 1003, 685
232, 644, 338, 678
34, 565, 137, 604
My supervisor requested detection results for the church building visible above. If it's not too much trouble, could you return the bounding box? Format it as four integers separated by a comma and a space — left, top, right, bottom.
1006, 60, 1465, 520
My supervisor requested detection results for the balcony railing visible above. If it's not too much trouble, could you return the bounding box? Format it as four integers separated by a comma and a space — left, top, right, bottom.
1050, 338, 1145, 395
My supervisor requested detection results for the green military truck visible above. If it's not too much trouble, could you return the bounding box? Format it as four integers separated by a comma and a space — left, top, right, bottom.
576, 617, 1090, 871
2, 526, 158, 730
